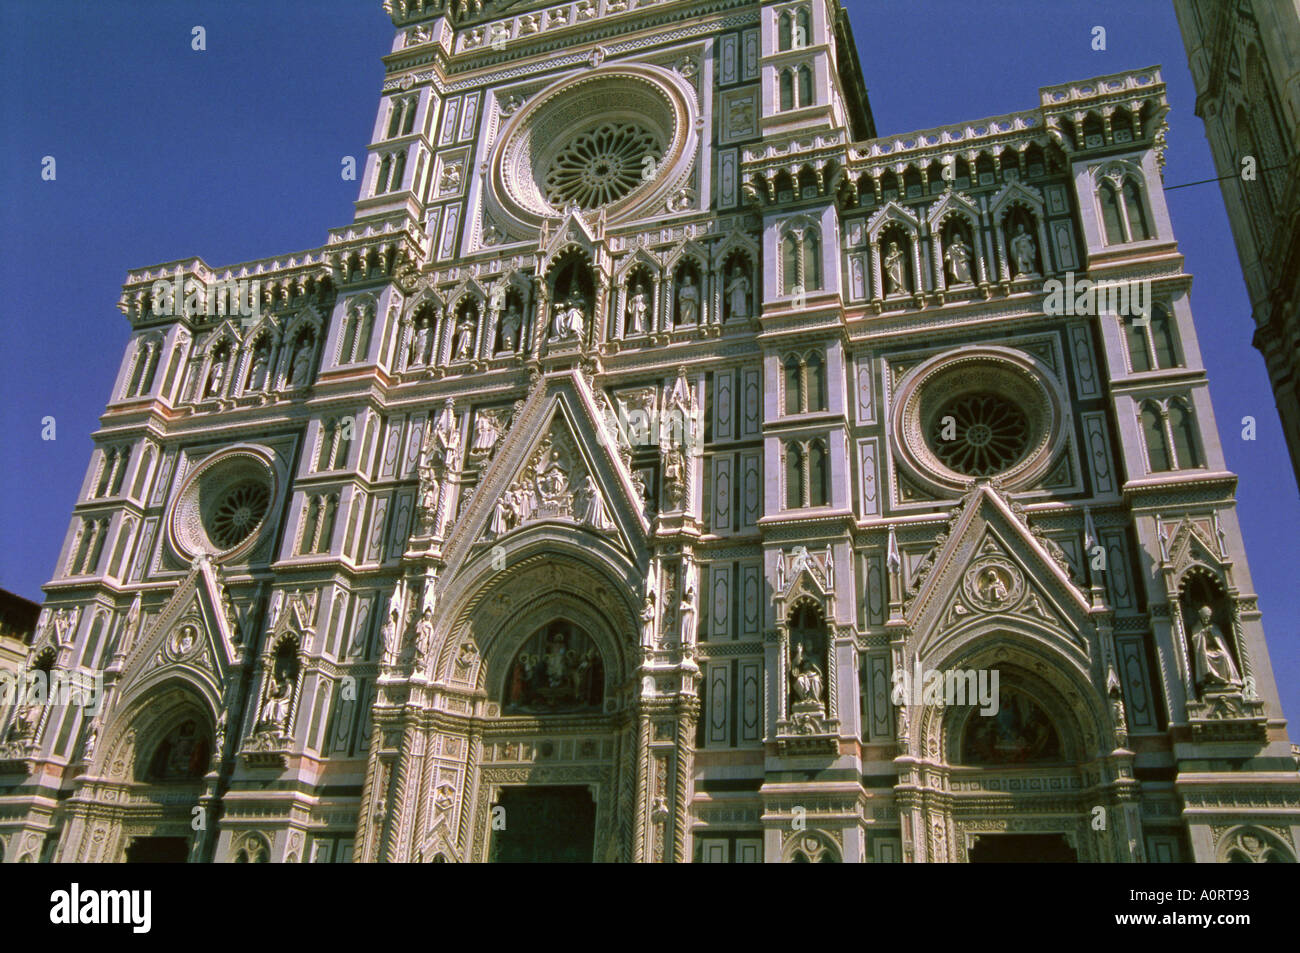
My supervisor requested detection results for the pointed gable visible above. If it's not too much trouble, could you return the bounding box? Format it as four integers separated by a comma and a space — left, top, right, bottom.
115, 556, 241, 711
440, 370, 649, 571
904, 485, 1093, 665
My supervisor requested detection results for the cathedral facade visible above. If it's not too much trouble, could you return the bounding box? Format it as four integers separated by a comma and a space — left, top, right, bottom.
1173, 0, 1300, 491
2, 0, 1298, 863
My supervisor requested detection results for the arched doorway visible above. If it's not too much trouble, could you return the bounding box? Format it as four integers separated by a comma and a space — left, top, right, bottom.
363, 543, 642, 864
59, 683, 216, 863
905, 634, 1113, 863
488, 617, 608, 863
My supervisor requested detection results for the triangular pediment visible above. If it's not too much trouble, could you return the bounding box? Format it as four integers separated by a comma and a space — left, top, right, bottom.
905, 485, 1093, 663
541, 209, 600, 266
867, 200, 920, 237
441, 371, 649, 571
1164, 516, 1224, 575
926, 189, 981, 230
990, 180, 1044, 216
115, 556, 240, 710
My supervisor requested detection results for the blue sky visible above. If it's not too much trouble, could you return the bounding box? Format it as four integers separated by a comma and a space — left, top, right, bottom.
1, 1, 1296, 723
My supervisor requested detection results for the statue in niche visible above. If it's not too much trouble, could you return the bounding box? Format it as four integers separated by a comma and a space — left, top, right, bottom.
626, 283, 649, 336
944, 234, 974, 284
453, 313, 475, 360
884, 241, 906, 294
410, 319, 431, 367
726, 265, 750, 320
1189, 604, 1242, 695
662, 446, 686, 509
566, 298, 586, 341
678, 571, 697, 645
380, 603, 403, 666
415, 458, 441, 535
1010, 224, 1039, 276
1107, 666, 1128, 747
174, 624, 198, 655
414, 607, 435, 667
204, 359, 225, 398
640, 594, 657, 645
290, 342, 313, 388
789, 642, 824, 706
551, 297, 586, 341
439, 162, 462, 193
221, 588, 242, 645
676, 273, 700, 326
82, 716, 99, 759
247, 346, 270, 391
260, 673, 293, 731
498, 302, 521, 352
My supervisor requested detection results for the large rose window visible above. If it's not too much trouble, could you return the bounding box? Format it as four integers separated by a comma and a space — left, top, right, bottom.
542, 122, 662, 209
929, 392, 1032, 477
891, 347, 1066, 494
205, 480, 271, 549
490, 66, 696, 226
169, 446, 278, 561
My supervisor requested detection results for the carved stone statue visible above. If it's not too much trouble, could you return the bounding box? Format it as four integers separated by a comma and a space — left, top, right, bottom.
425, 399, 461, 474
82, 717, 99, 759
440, 162, 462, 193
414, 607, 435, 666
499, 303, 521, 352
944, 235, 974, 284
679, 573, 697, 645
662, 446, 686, 509
290, 343, 313, 388
490, 492, 513, 537
676, 273, 699, 326
726, 266, 750, 320
381, 604, 403, 666
205, 360, 225, 398
248, 348, 270, 391
566, 298, 586, 341
577, 473, 614, 531
789, 642, 824, 706
415, 459, 441, 535
471, 410, 502, 457
1189, 604, 1242, 695
535, 449, 570, 504
260, 674, 292, 731
453, 314, 475, 361
626, 283, 649, 336
640, 595, 656, 645
884, 241, 906, 295
411, 320, 431, 366
1010, 224, 1038, 276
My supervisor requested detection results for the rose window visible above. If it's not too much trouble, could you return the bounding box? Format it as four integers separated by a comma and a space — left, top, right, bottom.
543, 122, 662, 209
205, 480, 271, 549
170, 447, 278, 561
928, 392, 1031, 476
890, 347, 1066, 495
